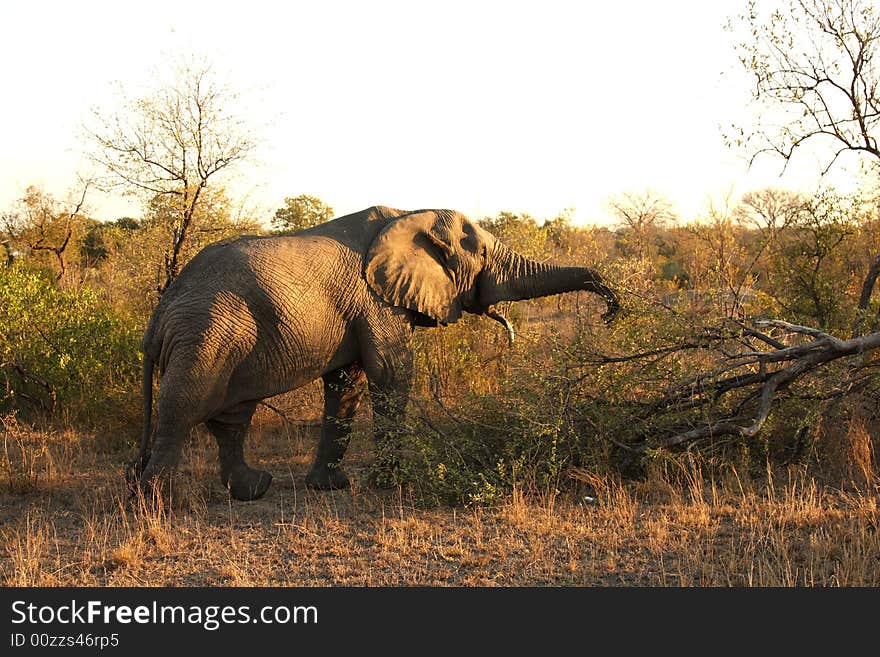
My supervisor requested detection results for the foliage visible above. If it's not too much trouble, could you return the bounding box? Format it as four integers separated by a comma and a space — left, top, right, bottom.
386, 191, 880, 505
2, 8, 878, 510
762, 191, 858, 329
724, 187, 864, 331
606, 189, 678, 266
84, 187, 262, 316
0, 265, 141, 426
5, 177, 878, 506
80, 217, 140, 268
397, 264, 878, 506
478, 211, 549, 259
271, 195, 334, 234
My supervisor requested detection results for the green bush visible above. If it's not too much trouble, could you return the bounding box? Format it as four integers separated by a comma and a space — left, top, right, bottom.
0, 265, 142, 426
394, 270, 868, 506
396, 310, 617, 506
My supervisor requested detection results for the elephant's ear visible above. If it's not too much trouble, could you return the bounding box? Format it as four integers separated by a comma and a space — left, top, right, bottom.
364, 210, 462, 325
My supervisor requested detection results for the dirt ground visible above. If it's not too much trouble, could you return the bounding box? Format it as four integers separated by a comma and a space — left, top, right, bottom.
2, 415, 879, 587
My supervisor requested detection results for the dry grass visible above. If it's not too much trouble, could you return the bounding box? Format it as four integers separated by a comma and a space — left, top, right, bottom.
1, 412, 878, 587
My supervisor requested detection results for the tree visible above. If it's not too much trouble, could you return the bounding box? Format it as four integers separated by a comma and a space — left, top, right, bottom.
1, 184, 90, 281
770, 192, 856, 329
731, 0, 880, 174
684, 195, 749, 308
606, 190, 677, 263
626, 0, 880, 463
79, 216, 142, 269
85, 55, 256, 294
729, 0, 880, 332
478, 211, 548, 259
271, 195, 334, 234
731, 188, 857, 329
736, 188, 804, 234
541, 209, 576, 250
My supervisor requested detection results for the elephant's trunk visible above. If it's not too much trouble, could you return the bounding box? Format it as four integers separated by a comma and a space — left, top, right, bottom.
480, 243, 620, 322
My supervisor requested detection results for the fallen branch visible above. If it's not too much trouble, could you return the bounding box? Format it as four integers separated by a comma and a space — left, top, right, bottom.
655, 322, 880, 448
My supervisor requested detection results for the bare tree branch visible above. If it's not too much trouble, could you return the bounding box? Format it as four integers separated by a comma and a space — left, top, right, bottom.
27, 182, 89, 281
732, 0, 880, 175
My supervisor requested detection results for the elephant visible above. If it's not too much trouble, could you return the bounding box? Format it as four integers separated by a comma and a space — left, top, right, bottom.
130, 205, 619, 501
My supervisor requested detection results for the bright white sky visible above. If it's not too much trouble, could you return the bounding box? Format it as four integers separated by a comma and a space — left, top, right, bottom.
0, 0, 860, 226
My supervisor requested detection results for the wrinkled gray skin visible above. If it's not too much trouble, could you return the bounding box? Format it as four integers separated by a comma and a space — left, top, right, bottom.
132, 206, 619, 501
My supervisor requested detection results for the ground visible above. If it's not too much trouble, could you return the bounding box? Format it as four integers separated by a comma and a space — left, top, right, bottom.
1, 408, 878, 587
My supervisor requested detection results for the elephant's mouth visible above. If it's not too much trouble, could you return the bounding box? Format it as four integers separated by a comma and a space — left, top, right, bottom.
412, 304, 514, 346
410, 311, 440, 327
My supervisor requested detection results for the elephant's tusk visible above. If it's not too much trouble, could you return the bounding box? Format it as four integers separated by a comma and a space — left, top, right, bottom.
486, 307, 515, 347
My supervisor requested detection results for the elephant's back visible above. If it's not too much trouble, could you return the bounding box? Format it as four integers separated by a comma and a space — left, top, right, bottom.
153, 203, 403, 305
150, 232, 363, 314
143, 232, 367, 377
145, 236, 267, 333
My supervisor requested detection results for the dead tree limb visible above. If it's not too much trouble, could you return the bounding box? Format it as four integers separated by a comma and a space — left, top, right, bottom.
655, 321, 880, 449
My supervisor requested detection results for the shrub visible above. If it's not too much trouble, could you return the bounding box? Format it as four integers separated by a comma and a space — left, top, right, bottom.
397, 304, 620, 506
0, 265, 142, 427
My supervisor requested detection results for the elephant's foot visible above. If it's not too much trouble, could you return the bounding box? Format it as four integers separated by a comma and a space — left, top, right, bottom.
223, 464, 273, 501
305, 464, 350, 490
135, 469, 174, 509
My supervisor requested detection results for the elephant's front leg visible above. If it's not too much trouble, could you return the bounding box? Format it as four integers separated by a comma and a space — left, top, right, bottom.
366, 380, 411, 488
206, 407, 272, 501
363, 336, 414, 489
305, 364, 367, 490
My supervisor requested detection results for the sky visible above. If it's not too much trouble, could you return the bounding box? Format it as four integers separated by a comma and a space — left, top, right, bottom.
0, 0, 862, 227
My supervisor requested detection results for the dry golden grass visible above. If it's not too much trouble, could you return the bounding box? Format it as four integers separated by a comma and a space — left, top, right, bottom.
1, 411, 878, 587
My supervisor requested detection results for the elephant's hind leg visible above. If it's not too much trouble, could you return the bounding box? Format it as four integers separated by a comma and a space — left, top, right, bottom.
206, 404, 272, 501
138, 425, 190, 504
306, 364, 366, 490
138, 385, 199, 503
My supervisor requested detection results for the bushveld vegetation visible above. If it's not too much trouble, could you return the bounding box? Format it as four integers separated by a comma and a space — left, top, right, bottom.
2, 181, 879, 585
2, 0, 879, 585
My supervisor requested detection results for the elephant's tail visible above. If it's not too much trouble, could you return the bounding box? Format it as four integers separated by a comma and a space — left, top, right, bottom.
126, 353, 155, 486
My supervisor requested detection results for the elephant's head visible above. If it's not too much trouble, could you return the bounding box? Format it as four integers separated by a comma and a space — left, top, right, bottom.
364, 209, 619, 338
